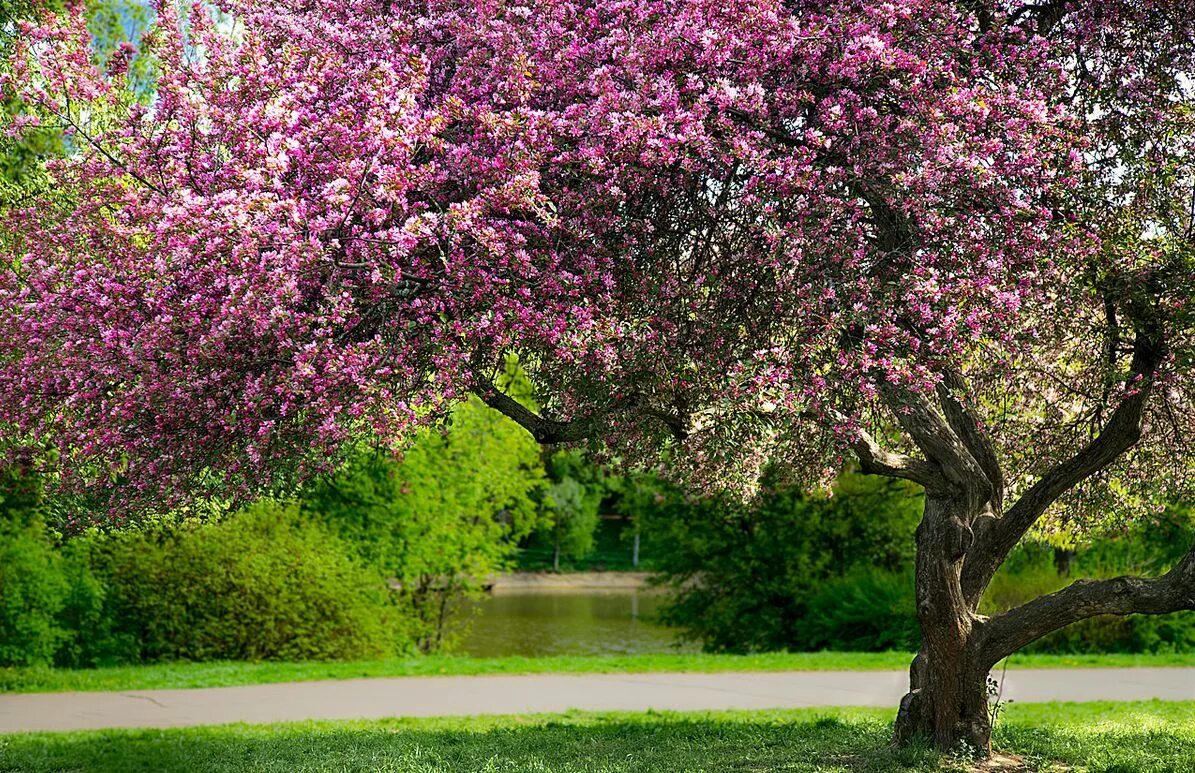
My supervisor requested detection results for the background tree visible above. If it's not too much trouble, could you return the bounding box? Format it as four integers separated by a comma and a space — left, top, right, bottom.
540, 477, 597, 572
4, 0, 1195, 758
648, 472, 923, 653
301, 396, 546, 652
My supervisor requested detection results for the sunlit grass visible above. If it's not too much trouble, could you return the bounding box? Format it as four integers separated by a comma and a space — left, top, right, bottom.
0, 702, 1191, 772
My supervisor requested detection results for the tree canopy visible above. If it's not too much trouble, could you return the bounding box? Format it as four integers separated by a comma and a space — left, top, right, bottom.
2, 1, 1191, 517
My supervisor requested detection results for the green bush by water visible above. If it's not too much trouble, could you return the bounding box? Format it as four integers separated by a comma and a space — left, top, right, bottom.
0, 496, 403, 668
70, 502, 400, 665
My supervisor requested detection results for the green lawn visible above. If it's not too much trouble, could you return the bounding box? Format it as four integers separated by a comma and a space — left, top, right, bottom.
0, 702, 1191, 772
2, 654, 1195, 697
3, 651, 1191, 694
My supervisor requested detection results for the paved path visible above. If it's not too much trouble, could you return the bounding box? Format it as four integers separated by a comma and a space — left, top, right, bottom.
2, 668, 1192, 734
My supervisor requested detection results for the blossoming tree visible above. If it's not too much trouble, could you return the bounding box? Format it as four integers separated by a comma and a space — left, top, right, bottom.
3, 0, 1194, 754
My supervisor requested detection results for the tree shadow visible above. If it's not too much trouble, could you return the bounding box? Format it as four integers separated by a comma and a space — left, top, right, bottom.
0, 712, 1190, 772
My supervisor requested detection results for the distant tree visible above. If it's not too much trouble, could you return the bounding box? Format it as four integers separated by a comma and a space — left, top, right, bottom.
541, 476, 597, 571
647, 472, 923, 653
301, 396, 546, 652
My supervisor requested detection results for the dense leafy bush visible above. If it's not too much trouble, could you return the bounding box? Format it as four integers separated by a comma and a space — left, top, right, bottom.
68, 501, 399, 665
801, 568, 920, 652
647, 473, 922, 653
0, 466, 66, 667
53, 537, 122, 668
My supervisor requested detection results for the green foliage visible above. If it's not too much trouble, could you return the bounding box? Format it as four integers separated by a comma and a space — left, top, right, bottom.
801, 568, 920, 652
53, 537, 117, 668
0, 466, 67, 667
301, 396, 546, 653
648, 472, 923, 653
518, 450, 642, 571
69, 501, 398, 665
542, 476, 600, 570
983, 505, 1195, 655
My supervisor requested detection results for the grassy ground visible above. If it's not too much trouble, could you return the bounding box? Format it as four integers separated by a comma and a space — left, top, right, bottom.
3, 651, 1192, 694
0, 701, 1191, 772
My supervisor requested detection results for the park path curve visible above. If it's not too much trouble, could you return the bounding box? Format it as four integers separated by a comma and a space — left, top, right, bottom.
1, 668, 1193, 733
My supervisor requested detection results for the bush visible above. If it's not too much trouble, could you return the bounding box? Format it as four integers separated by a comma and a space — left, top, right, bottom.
648, 472, 922, 653
78, 501, 400, 664
53, 536, 135, 668
0, 466, 67, 667
802, 568, 920, 652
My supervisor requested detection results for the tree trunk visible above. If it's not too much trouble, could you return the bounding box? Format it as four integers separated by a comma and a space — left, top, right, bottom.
553, 539, 560, 572
894, 496, 992, 754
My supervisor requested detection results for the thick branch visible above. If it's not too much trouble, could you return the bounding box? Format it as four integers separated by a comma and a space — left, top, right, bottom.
880, 384, 992, 507
976, 548, 1195, 669
935, 369, 1004, 509
474, 384, 597, 444
851, 424, 949, 494
962, 329, 1166, 602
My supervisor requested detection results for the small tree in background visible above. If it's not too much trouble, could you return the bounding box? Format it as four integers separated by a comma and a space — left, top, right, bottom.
301, 397, 546, 652
541, 477, 598, 572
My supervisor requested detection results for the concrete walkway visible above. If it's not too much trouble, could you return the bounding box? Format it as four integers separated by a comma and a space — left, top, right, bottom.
2, 668, 1192, 734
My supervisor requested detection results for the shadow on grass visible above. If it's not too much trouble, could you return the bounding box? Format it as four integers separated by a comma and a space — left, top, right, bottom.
0, 708, 1192, 773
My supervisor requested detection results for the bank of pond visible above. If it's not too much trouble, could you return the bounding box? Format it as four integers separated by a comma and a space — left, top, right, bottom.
4, 500, 1195, 672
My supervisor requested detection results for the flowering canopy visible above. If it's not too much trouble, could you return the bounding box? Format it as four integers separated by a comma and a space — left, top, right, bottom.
1, 0, 1193, 519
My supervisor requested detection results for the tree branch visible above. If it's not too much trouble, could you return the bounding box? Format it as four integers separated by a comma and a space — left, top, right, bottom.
962, 327, 1167, 602
850, 423, 949, 494
473, 382, 598, 444
976, 546, 1195, 669
880, 383, 993, 507
935, 368, 1004, 509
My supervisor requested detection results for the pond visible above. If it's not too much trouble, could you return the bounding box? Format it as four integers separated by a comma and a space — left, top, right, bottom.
453, 590, 695, 657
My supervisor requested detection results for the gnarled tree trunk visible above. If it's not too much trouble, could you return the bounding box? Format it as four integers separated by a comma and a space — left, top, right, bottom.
893, 496, 993, 753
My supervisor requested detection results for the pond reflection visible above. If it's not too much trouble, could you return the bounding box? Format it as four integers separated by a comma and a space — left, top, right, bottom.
454, 590, 693, 657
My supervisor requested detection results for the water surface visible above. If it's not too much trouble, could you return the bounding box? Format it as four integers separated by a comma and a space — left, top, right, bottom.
455, 590, 692, 657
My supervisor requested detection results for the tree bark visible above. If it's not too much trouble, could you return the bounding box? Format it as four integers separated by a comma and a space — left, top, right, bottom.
893, 495, 993, 754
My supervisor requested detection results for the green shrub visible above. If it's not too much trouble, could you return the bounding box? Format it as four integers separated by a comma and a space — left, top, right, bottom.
53, 536, 133, 668
648, 472, 922, 653
0, 466, 67, 667
801, 568, 920, 652
0, 516, 67, 667
84, 501, 400, 663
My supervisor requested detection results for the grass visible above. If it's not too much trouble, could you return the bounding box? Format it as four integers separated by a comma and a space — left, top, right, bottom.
0, 701, 1192, 772
3, 651, 1191, 694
